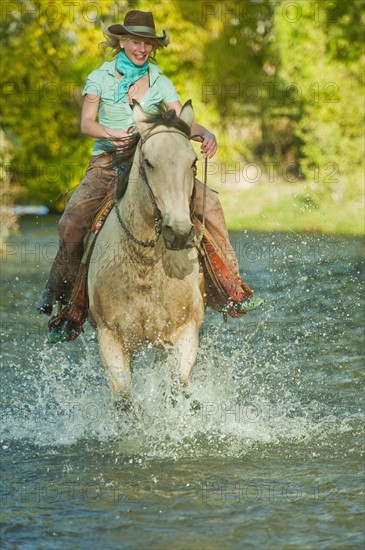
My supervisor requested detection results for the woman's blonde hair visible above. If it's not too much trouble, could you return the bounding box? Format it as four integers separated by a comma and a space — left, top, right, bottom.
100, 28, 170, 62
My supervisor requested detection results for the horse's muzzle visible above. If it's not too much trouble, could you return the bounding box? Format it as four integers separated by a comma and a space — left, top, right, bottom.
162, 223, 196, 250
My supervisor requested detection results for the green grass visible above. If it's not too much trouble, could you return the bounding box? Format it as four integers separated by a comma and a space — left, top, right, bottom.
209, 171, 364, 235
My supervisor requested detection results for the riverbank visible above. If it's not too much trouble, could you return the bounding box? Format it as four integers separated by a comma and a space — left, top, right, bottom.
5, 169, 363, 244
211, 169, 364, 236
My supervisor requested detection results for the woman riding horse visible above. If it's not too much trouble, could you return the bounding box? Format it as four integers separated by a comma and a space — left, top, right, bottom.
37, 9, 262, 340
88, 101, 206, 396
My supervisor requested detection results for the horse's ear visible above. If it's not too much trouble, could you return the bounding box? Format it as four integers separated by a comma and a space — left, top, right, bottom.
179, 100, 195, 128
132, 100, 150, 134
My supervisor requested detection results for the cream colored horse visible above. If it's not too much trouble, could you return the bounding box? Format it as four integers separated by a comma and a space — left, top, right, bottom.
88, 101, 204, 399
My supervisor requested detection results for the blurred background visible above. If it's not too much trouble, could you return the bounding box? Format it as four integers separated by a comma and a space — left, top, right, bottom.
1, 0, 364, 240
1, 5, 364, 548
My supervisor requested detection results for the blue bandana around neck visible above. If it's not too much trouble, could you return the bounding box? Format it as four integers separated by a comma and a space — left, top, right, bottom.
115, 50, 149, 103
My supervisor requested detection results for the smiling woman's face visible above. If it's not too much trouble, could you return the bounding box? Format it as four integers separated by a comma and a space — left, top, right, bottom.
119, 37, 154, 65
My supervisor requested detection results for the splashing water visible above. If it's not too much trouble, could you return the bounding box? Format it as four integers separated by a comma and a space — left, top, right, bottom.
1, 224, 364, 549
1, 316, 355, 461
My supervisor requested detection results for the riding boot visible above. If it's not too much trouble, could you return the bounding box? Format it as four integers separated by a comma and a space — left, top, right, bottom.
193, 179, 263, 315
37, 283, 68, 316
37, 240, 83, 315
193, 179, 239, 274
37, 153, 116, 317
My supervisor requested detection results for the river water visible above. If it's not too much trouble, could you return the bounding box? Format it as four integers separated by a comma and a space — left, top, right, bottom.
1, 216, 364, 549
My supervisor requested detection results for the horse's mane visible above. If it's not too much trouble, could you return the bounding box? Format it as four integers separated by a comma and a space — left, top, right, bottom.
114, 106, 191, 201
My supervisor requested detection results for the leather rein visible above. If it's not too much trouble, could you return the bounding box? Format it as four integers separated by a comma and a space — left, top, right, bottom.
114, 129, 207, 248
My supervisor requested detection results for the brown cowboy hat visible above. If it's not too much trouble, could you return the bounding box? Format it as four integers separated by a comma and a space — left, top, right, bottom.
108, 10, 166, 40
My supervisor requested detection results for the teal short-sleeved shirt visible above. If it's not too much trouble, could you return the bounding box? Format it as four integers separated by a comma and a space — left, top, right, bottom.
82, 60, 180, 155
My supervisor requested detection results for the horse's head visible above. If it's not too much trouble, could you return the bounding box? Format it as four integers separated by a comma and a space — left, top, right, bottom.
132, 101, 197, 251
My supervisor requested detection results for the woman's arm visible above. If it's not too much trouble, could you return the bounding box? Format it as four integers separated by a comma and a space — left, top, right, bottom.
81, 95, 133, 145
165, 100, 218, 159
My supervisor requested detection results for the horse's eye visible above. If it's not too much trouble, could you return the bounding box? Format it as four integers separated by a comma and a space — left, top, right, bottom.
144, 158, 154, 169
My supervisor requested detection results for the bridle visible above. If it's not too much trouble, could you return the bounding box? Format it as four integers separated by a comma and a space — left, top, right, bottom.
114, 129, 207, 248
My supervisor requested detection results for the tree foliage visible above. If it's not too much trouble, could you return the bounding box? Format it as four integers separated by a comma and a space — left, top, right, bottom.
1, 0, 364, 212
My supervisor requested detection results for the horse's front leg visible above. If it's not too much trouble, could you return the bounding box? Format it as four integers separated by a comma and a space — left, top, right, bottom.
97, 326, 132, 399
173, 322, 200, 386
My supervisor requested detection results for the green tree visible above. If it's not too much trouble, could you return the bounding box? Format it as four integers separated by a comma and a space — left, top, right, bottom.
1, 0, 363, 224
272, 0, 364, 178
1, 0, 115, 208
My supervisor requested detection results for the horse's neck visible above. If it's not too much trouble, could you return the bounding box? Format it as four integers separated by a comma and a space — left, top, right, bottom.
113, 142, 198, 278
